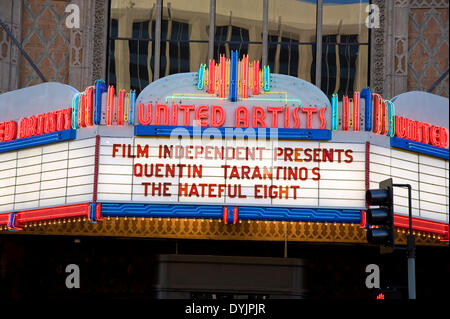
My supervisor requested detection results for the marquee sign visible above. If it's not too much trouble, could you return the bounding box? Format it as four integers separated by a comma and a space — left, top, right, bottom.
0, 108, 72, 142
0, 52, 448, 239
98, 137, 364, 208
136, 104, 327, 129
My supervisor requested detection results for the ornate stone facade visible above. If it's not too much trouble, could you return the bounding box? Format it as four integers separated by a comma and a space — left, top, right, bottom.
19, 0, 71, 87
1, 1, 447, 98
408, 4, 449, 97
381, 0, 449, 98
0, 0, 107, 92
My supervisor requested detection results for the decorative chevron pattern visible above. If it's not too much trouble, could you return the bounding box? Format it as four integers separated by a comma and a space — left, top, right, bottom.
410, 0, 449, 8
408, 5, 449, 97
20, 0, 71, 87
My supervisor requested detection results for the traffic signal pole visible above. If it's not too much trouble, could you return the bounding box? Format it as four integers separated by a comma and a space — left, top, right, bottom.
393, 183, 416, 300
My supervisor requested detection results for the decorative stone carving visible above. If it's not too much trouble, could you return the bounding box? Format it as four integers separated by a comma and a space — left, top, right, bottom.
20, 0, 71, 88
395, 37, 408, 75
396, 0, 411, 7
410, 0, 449, 8
92, 0, 108, 83
370, 0, 386, 96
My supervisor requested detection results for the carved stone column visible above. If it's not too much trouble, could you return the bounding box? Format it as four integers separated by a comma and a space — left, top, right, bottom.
91, 0, 109, 85
68, 0, 95, 91
385, 0, 410, 98
370, 0, 385, 96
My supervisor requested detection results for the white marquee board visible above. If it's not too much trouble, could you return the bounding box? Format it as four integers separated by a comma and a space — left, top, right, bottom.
1, 136, 448, 224
0, 138, 96, 212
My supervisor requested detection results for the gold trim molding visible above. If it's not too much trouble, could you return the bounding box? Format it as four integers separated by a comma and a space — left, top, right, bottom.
0, 218, 446, 246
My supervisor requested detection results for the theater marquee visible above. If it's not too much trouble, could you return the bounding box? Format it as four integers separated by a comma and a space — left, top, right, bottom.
0, 55, 448, 240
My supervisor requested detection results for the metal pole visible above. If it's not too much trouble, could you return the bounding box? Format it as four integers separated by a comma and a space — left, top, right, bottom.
154, 0, 163, 80
407, 184, 416, 299
315, 0, 323, 88
262, 0, 268, 67
393, 183, 416, 299
208, 0, 216, 61
0, 18, 47, 83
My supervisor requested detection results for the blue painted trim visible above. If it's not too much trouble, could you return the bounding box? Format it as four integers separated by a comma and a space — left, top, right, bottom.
102, 203, 222, 219
230, 50, 238, 102
135, 125, 331, 140
361, 88, 372, 131
101, 203, 361, 223
129, 90, 136, 125
94, 82, 107, 125
89, 203, 97, 223
0, 129, 76, 153
391, 137, 449, 160
227, 206, 234, 224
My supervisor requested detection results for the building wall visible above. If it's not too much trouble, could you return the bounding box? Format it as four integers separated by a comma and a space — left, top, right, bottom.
408, 4, 449, 97
383, 0, 449, 98
19, 0, 70, 88
0, 0, 448, 98
0, 0, 105, 93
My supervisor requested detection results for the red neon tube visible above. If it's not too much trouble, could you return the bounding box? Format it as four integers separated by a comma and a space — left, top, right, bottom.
380, 101, 387, 135
372, 94, 382, 133
342, 95, 349, 131
219, 55, 225, 98
253, 60, 259, 95
242, 55, 249, 99
353, 91, 360, 131
117, 89, 125, 125
86, 87, 94, 127
79, 93, 86, 128
107, 85, 114, 126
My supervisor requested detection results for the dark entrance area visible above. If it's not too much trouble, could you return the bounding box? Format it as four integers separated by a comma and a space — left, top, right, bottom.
0, 235, 448, 299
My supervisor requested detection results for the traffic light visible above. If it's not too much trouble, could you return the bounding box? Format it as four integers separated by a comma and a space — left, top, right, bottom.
366, 178, 394, 246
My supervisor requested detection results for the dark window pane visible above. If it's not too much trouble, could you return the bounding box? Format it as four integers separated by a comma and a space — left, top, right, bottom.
214, 26, 250, 60
322, 0, 370, 92
268, 37, 299, 77
164, 20, 191, 76
312, 38, 367, 97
